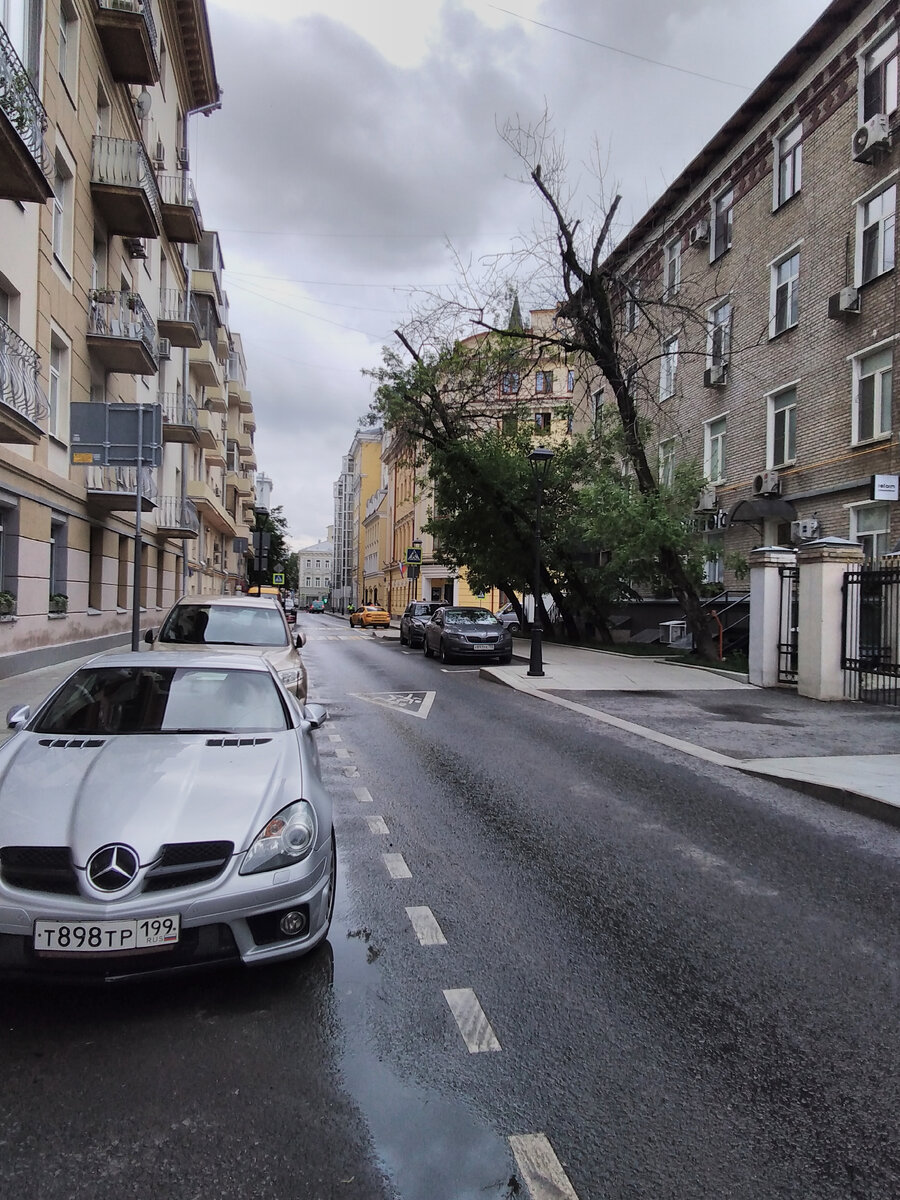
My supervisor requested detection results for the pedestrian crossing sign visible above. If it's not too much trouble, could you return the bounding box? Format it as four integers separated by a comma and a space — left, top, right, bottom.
273, 573, 285, 585
405, 546, 422, 565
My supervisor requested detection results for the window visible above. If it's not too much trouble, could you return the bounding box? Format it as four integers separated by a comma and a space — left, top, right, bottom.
771, 251, 800, 336
500, 372, 519, 395
58, 0, 79, 96
306, 576, 311, 587
703, 533, 724, 585
592, 388, 604, 430
51, 144, 75, 272
0, 502, 18, 598
853, 347, 892, 443
712, 189, 734, 260
566, 411, 574, 435
863, 31, 898, 120
48, 333, 69, 440
775, 123, 802, 207
708, 300, 731, 367
768, 387, 797, 468
660, 336, 678, 399
624, 281, 641, 331
535, 371, 553, 394
859, 184, 896, 284
851, 504, 891, 559
704, 416, 727, 484
534, 411, 551, 431
663, 238, 681, 298
49, 516, 68, 603
659, 438, 676, 488
567, 369, 574, 392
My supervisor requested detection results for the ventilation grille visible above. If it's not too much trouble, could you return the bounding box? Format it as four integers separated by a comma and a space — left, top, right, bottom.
38, 738, 106, 749
143, 841, 234, 892
1, 846, 78, 894
204, 737, 273, 748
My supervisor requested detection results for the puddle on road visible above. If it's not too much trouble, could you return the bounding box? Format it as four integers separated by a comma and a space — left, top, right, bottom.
329, 872, 517, 1200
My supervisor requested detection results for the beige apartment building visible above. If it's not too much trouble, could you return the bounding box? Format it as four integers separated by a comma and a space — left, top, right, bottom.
0, 0, 257, 674
607, 0, 900, 582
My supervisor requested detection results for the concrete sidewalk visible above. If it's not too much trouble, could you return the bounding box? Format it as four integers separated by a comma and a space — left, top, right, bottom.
479, 640, 900, 819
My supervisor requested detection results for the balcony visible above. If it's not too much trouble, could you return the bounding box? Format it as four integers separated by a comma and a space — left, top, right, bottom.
0, 25, 52, 202
83, 464, 158, 513
158, 289, 201, 348
226, 468, 254, 500
204, 385, 227, 413
157, 172, 202, 243
0, 318, 49, 444
86, 290, 157, 374
187, 479, 236, 535
237, 428, 254, 459
189, 339, 221, 388
92, 0, 159, 85
160, 392, 199, 443
197, 409, 226, 464
91, 136, 162, 239
154, 495, 199, 539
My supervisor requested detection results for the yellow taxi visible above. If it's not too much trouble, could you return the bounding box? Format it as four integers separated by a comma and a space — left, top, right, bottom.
350, 604, 391, 629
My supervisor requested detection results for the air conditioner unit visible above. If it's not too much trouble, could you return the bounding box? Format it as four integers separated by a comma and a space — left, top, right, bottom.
152, 139, 165, 169
827, 286, 860, 318
753, 470, 781, 496
703, 363, 727, 387
157, 337, 171, 360
689, 219, 710, 246
790, 518, 820, 542
696, 486, 718, 512
175, 146, 190, 170
852, 113, 890, 162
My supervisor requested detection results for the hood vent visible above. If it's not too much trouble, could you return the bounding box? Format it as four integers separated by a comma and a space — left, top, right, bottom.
38, 738, 106, 749
205, 737, 272, 748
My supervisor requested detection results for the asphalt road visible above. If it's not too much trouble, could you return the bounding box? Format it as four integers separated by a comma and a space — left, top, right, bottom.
1, 614, 898, 1199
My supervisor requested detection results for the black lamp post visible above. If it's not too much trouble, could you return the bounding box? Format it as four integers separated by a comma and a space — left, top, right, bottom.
527, 446, 554, 677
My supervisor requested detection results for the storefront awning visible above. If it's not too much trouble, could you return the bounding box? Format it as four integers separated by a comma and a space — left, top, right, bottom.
727, 496, 797, 527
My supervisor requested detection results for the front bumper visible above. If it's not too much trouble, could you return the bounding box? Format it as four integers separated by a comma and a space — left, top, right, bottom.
0, 840, 333, 982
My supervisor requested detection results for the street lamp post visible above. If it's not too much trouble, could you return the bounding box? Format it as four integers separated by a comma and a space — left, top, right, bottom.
527, 446, 554, 677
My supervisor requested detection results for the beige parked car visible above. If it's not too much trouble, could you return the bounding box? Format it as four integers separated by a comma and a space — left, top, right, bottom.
145, 595, 308, 702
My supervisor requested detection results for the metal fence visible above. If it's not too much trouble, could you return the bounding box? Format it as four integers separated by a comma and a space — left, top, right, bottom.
842, 560, 900, 705
777, 564, 799, 685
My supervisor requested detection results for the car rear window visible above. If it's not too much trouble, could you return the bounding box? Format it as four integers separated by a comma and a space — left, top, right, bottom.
159, 604, 288, 648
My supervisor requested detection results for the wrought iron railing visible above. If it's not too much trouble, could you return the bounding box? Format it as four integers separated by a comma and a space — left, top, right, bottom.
159, 288, 201, 327
156, 172, 202, 222
842, 560, 900, 705
0, 23, 49, 172
160, 392, 198, 428
91, 135, 162, 227
84, 464, 158, 501
87, 289, 157, 359
0, 317, 49, 425
155, 496, 199, 535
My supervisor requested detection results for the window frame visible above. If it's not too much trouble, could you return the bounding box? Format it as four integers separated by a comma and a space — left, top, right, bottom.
534, 411, 552, 432
707, 299, 732, 368
851, 343, 893, 445
856, 178, 897, 286
51, 140, 75, 276
766, 383, 798, 469
58, 0, 79, 99
659, 335, 679, 400
773, 122, 802, 209
770, 246, 801, 337
860, 29, 899, 122
662, 238, 681, 299
849, 501, 892, 560
711, 188, 734, 261
500, 371, 520, 396
704, 414, 728, 485
658, 437, 676, 488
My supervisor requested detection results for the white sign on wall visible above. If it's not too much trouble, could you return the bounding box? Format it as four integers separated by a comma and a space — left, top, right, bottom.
871, 474, 900, 501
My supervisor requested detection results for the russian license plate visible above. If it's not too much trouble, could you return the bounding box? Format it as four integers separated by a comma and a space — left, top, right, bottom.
472, 643, 494, 650
33, 915, 180, 955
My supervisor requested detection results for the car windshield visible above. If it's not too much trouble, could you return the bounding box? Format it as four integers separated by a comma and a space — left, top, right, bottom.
444, 608, 498, 625
159, 604, 288, 648
32, 666, 289, 736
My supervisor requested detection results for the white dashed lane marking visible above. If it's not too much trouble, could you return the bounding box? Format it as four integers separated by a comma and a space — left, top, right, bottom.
383, 853, 412, 879
353, 787, 373, 803
366, 815, 389, 835
442, 988, 501, 1053
508, 1133, 581, 1200
405, 906, 447, 946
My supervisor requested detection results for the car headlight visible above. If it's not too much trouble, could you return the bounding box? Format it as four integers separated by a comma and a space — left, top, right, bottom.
240, 800, 317, 875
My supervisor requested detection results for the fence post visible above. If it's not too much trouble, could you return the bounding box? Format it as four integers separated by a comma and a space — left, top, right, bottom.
749, 546, 797, 687
796, 537, 864, 701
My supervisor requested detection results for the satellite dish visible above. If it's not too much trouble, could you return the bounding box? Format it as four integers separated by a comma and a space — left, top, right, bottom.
134, 89, 152, 119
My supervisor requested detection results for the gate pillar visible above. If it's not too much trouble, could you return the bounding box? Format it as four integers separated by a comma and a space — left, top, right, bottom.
749, 546, 797, 687
797, 538, 864, 701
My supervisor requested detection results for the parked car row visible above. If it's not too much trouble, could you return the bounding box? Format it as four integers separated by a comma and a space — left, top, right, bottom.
0, 592, 334, 983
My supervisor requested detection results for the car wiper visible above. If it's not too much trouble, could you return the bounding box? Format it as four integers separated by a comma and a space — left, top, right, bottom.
166, 727, 231, 734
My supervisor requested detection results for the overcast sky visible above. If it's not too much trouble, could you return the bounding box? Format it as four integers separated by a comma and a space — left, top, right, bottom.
190, 0, 829, 550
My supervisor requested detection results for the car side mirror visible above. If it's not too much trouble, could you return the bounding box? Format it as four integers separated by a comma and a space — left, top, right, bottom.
6, 704, 30, 730
294, 632, 306, 648
144, 628, 156, 644
302, 703, 328, 729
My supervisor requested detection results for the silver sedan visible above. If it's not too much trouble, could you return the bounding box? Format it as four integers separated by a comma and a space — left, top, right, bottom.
0, 652, 335, 982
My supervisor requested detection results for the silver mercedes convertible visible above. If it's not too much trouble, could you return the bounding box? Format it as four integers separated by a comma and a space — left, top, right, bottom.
0, 652, 336, 982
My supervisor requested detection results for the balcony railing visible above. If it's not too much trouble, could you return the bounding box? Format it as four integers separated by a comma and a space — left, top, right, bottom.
160, 391, 199, 442
87, 289, 157, 374
156, 173, 202, 242
0, 23, 51, 202
84, 464, 158, 512
158, 289, 202, 347
91, 135, 162, 237
0, 317, 49, 441
155, 495, 200, 537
